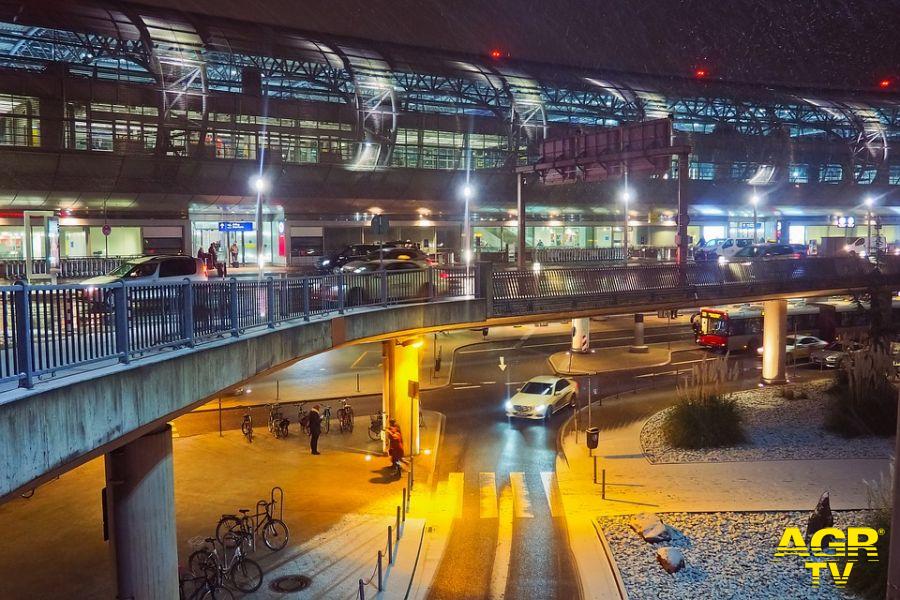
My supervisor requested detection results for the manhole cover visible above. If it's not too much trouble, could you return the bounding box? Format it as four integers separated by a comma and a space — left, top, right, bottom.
270, 575, 312, 593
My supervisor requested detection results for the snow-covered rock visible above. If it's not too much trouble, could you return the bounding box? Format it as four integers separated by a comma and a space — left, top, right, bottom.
656, 546, 685, 573
629, 513, 671, 543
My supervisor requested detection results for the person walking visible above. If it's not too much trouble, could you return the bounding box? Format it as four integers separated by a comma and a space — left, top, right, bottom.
229, 242, 239, 268
308, 404, 322, 455
386, 419, 404, 477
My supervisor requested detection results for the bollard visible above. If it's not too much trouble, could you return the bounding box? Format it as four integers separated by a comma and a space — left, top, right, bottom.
402, 488, 407, 522
396, 506, 401, 540
593, 454, 597, 484
359, 578, 365, 600
388, 526, 393, 564
357, 372, 361, 392
377, 550, 383, 591
602, 469, 606, 499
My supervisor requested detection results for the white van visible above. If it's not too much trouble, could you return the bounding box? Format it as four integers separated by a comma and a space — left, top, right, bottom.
694, 238, 754, 261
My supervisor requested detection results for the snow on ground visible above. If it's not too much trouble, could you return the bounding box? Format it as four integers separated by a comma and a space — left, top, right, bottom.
641, 381, 894, 464
600, 511, 870, 600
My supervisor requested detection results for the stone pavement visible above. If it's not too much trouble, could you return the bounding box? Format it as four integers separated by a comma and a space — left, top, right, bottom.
0, 411, 443, 599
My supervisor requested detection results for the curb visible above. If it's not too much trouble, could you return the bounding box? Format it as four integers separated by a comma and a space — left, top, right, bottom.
548, 349, 673, 376
592, 519, 630, 600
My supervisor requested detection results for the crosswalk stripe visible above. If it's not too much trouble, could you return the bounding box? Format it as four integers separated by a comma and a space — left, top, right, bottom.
540, 471, 564, 518
509, 472, 533, 518
489, 485, 514, 599
449, 472, 465, 518
479, 472, 498, 519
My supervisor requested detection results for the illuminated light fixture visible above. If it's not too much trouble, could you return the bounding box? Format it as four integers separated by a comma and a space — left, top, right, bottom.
864, 195, 874, 208
251, 175, 268, 194
532, 261, 541, 272
879, 78, 892, 89
694, 68, 708, 79
490, 48, 503, 59
462, 184, 473, 200
750, 194, 760, 206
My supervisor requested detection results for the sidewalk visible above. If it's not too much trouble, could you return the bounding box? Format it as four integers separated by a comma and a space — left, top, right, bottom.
0, 411, 444, 599
202, 315, 692, 412
554, 386, 892, 599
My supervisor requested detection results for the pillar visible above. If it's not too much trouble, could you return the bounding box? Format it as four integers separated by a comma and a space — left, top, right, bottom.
571, 317, 590, 353
630, 313, 649, 353
761, 299, 787, 384
105, 425, 178, 600
516, 173, 526, 268
382, 338, 421, 455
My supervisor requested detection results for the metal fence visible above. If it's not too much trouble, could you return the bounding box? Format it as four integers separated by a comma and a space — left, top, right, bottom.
531, 246, 675, 264
0, 255, 143, 281
0, 266, 473, 389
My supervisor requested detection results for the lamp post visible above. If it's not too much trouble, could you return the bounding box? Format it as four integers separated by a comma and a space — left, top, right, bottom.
750, 193, 760, 242
620, 187, 631, 265
462, 184, 473, 267
864, 195, 874, 256
251, 175, 268, 278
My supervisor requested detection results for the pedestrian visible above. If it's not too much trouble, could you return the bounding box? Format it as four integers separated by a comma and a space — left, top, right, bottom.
386, 419, 404, 477
308, 404, 322, 455
230, 242, 239, 268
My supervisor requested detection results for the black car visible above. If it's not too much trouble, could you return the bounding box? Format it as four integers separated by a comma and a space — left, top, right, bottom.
728, 243, 806, 261
316, 244, 381, 272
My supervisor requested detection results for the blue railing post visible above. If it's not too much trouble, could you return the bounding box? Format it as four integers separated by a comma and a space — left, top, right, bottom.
380, 271, 388, 306
266, 277, 276, 328
229, 278, 239, 337
113, 282, 130, 364
302, 277, 311, 321
182, 279, 195, 347
338, 272, 346, 314
12, 282, 35, 388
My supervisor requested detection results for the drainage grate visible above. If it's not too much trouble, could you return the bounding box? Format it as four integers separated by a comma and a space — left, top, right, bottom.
270, 574, 312, 593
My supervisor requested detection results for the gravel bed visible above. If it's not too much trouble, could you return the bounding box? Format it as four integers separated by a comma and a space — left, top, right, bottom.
641, 382, 894, 464
600, 511, 869, 600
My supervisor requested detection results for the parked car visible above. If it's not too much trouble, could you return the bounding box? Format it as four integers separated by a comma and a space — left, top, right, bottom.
330, 259, 435, 305
756, 334, 828, 360
504, 376, 577, 421
79, 255, 207, 310
694, 238, 753, 261
342, 247, 430, 271
725, 243, 806, 262
317, 240, 421, 272
810, 340, 864, 368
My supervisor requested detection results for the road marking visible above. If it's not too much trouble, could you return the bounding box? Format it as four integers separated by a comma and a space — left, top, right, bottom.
449, 472, 465, 518
481, 381, 497, 385
540, 471, 564, 518
489, 484, 514, 599
349, 350, 370, 369
509, 472, 533, 518
479, 472, 498, 518
453, 385, 481, 390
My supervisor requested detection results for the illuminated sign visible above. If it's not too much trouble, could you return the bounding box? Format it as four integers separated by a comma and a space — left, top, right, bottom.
832, 216, 856, 228
218, 221, 254, 232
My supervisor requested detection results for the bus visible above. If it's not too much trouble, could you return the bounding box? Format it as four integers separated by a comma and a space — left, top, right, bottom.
692, 296, 900, 352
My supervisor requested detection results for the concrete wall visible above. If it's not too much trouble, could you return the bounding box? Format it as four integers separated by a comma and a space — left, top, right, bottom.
0, 299, 487, 501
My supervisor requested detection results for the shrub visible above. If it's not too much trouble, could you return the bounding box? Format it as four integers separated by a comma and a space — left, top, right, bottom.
845, 460, 893, 598
663, 357, 746, 449
825, 347, 897, 437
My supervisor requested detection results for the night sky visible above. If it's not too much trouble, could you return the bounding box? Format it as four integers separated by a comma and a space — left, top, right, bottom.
136, 0, 900, 90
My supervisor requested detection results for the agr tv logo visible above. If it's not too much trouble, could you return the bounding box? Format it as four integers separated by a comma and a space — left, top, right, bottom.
774, 526, 881, 586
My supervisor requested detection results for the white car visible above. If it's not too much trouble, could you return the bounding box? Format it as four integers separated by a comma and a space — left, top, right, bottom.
756, 334, 828, 359
505, 376, 577, 421
694, 238, 754, 262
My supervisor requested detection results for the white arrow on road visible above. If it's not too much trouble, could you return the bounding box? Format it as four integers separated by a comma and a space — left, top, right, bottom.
498, 356, 507, 372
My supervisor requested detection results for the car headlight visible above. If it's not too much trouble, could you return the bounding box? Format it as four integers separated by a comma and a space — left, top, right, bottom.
756, 346, 764, 355
504, 400, 513, 411
717, 256, 727, 265
322, 259, 330, 266
535, 404, 547, 414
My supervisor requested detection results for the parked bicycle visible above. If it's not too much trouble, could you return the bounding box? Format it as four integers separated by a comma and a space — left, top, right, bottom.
337, 398, 354, 433
240, 409, 253, 443
297, 404, 310, 436
215, 487, 289, 552
368, 410, 384, 441
267, 403, 290, 439
180, 552, 236, 599
188, 533, 263, 593
320, 404, 332, 434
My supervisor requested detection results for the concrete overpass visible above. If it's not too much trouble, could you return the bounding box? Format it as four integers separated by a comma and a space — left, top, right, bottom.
1, 256, 898, 598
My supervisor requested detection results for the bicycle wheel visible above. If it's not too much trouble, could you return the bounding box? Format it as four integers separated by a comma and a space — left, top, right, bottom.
323, 415, 331, 434
215, 517, 242, 546
240, 419, 252, 438
188, 550, 216, 579
262, 519, 290, 551
279, 420, 289, 438
230, 557, 263, 592
346, 409, 355, 432
367, 423, 381, 441
201, 584, 235, 600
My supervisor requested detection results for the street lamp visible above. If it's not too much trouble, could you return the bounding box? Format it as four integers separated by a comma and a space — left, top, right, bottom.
462, 184, 473, 265
750, 193, 760, 242
620, 187, 632, 264
864, 195, 875, 256
250, 175, 269, 277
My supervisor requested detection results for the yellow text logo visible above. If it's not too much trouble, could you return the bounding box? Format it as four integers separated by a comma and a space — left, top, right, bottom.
774, 526, 880, 587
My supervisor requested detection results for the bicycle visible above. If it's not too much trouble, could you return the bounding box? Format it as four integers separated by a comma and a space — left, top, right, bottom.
180, 555, 235, 600
320, 404, 332, 434
297, 404, 311, 436
216, 488, 289, 552
267, 403, 290, 439
188, 533, 263, 593
337, 398, 354, 433
368, 410, 384, 441
240, 409, 252, 443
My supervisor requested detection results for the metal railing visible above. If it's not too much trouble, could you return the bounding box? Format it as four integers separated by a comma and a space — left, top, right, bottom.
0, 255, 144, 280
358, 471, 414, 599
531, 246, 675, 264
2, 257, 896, 390
0, 266, 474, 389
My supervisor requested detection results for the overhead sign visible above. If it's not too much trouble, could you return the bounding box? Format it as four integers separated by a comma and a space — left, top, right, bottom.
219, 221, 254, 232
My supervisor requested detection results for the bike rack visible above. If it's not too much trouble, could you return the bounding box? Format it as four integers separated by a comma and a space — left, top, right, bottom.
270, 486, 285, 522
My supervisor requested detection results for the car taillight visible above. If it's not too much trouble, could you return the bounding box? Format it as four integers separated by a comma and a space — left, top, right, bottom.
439, 271, 449, 279
791, 253, 802, 259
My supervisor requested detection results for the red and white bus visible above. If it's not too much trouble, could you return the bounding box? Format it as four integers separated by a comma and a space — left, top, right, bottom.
692, 297, 899, 352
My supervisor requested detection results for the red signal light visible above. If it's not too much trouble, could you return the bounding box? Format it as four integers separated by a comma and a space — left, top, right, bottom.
879, 78, 892, 89
694, 68, 708, 79
490, 48, 503, 59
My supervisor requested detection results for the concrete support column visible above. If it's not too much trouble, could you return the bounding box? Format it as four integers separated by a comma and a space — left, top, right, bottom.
630, 313, 649, 353
570, 317, 590, 353
761, 299, 788, 384
105, 425, 178, 600
382, 338, 421, 455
